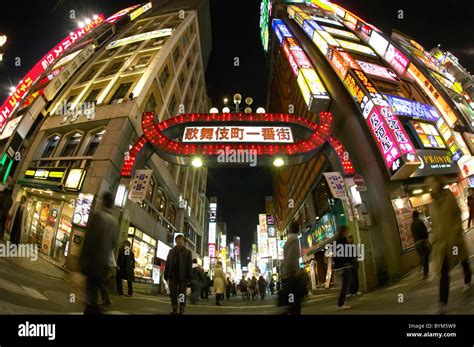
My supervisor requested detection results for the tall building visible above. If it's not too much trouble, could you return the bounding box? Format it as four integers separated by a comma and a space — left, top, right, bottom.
0, 0, 212, 293
263, 0, 474, 290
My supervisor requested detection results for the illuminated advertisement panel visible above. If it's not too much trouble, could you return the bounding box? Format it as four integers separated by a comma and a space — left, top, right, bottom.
322, 26, 359, 40
409, 120, 446, 149
297, 72, 311, 106
272, 19, 293, 45
368, 30, 389, 56
302, 20, 322, 38
182, 126, 294, 143
318, 30, 339, 47
383, 94, 440, 122
312, 16, 343, 27
258, 214, 269, 257
355, 60, 400, 83
260, 0, 271, 51
106, 29, 172, 49
312, 31, 329, 55
336, 39, 376, 56
326, 47, 348, 80
130, 2, 152, 21
0, 14, 104, 132
291, 48, 312, 69
106, 5, 140, 23
407, 63, 458, 127
385, 44, 410, 75
338, 51, 360, 69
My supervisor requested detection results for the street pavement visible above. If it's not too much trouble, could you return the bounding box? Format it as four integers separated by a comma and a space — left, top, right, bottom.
0, 234, 473, 315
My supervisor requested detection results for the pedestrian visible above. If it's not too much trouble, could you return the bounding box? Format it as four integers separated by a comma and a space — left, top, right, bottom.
190, 258, 205, 304
258, 275, 267, 300
467, 188, 474, 228
280, 222, 307, 315
334, 225, 353, 310
0, 187, 13, 240
201, 272, 211, 300
250, 276, 258, 300
410, 210, 431, 278
225, 277, 231, 301
116, 241, 135, 297
99, 249, 116, 308
239, 276, 248, 300
231, 280, 237, 297
79, 192, 118, 315
269, 277, 275, 295
213, 261, 227, 306
6, 195, 27, 245
164, 234, 192, 314
346, 235, 362, 297
426, 176, 472, 314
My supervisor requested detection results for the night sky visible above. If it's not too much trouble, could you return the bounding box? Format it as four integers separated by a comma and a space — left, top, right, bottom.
1, 1, 473, 262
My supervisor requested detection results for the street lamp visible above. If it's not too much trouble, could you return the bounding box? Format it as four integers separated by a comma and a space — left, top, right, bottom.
233, 93, 242, 113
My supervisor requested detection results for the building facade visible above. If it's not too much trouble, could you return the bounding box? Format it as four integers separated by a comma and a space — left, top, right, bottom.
0, 0, 212, 293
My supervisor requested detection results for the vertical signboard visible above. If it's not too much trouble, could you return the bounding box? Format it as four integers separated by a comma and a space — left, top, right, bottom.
129, 169, 153, 202
258, 214, 269, 257
208, 200, 217, 259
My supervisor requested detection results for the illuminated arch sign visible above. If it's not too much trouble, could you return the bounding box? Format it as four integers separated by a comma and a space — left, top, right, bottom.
121, 112, 355, 177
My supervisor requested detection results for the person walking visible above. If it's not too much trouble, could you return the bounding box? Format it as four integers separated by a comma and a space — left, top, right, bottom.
334, 225, 353, 310
280, 222, 307, 315
190, 258, 205, 304
99, 249, 116, 307
239, 276, 248, 300
213, 261, 227, 306
467, 188, 474, 229
6, 195, 27, 245
269, 278, 275, 296
201, 272, 211, 301
164, 234, 192, 314
116, 240, 135, 297
410, 210, 431, 278
250, 276, 258, 300
0, 187, 13, 240
231, 280, 237, 297
427, 176, 472, 314
258, 275, 267, 300
225, 277, 232, 301
347, 235, 362, 297
79, 192, 118, 315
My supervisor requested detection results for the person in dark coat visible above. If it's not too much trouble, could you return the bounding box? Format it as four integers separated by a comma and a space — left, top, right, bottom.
269, 278, 275, 295
164, 234, 192, 314
231, 280, 237, 297
347, 235, 361, 296
116, 240, 135, 297
201, 272, 211, 300
190, 258, 205, 304
79, 192, 118, 314
334, 225, 352, 310
0, 187, 13, 239
410, 210, 430, 278
258, 275, 267, 300
239, 277, 249, 300
8, 195, 27, 245
225, 277, 232, 300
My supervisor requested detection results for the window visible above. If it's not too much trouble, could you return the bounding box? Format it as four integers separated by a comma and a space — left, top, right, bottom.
84, 130, 105, 156
126, 42, 140, 52
146, 37, 165, 48
154, 189, 167, 214
105, 48, 118, 58
167, 204, 176, 225
133, 55, 151, 69
100, 60, 123, 77
159, 66, 170, 88
60, 133, 82, 157
79, 66, 99, 83
84, 88, 101, 103
144, 94, 157, 112
169, 95, 177, 115
42, 135, 61, 158
110, 82, 133, 103
173, 47, 181, 64
181, 33, 189, 46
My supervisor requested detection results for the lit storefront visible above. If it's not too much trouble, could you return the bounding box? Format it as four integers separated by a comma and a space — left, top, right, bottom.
127, 226, 157, 284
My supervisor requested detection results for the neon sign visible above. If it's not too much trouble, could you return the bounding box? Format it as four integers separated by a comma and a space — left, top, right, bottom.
0, 14, 104, 132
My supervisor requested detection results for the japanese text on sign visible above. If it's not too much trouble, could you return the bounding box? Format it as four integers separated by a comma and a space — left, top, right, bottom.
182, 126, 294, 143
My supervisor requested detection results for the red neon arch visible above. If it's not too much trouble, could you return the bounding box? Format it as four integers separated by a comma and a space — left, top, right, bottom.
121, 112, 355, 177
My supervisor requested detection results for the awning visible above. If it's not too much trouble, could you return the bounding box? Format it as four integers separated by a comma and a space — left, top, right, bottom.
17, 178, 63, 192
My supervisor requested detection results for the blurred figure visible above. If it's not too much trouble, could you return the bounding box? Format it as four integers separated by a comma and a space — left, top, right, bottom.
164, 234, 192, 314
213, 261, 227, 306
410, 210, 431, 278
79, 192, 118, 315
258, 275, 267, 300
239, 276, 249, 300
347, 234, 362, 296
334, 225, 352, 310
250, 276, 258, 300
280, 222, 307, 315
231, 280, 237, 297
467, 188, 474, 228
201, 272, 211, 301
190, 258, 205, 304
225, 277, 231, 301
116, 240, 135, 297
427, 176, 472, 314
6, 195, 27, 245
269, 277, 275, 295
99, 249, 117, 308
0, 187, 13, 239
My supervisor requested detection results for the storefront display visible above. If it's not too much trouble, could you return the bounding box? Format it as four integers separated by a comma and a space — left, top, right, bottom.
128, 226, 157, 283
391, 197, 414, 251
73, 193, 94, 227
408, 120, 446, 149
